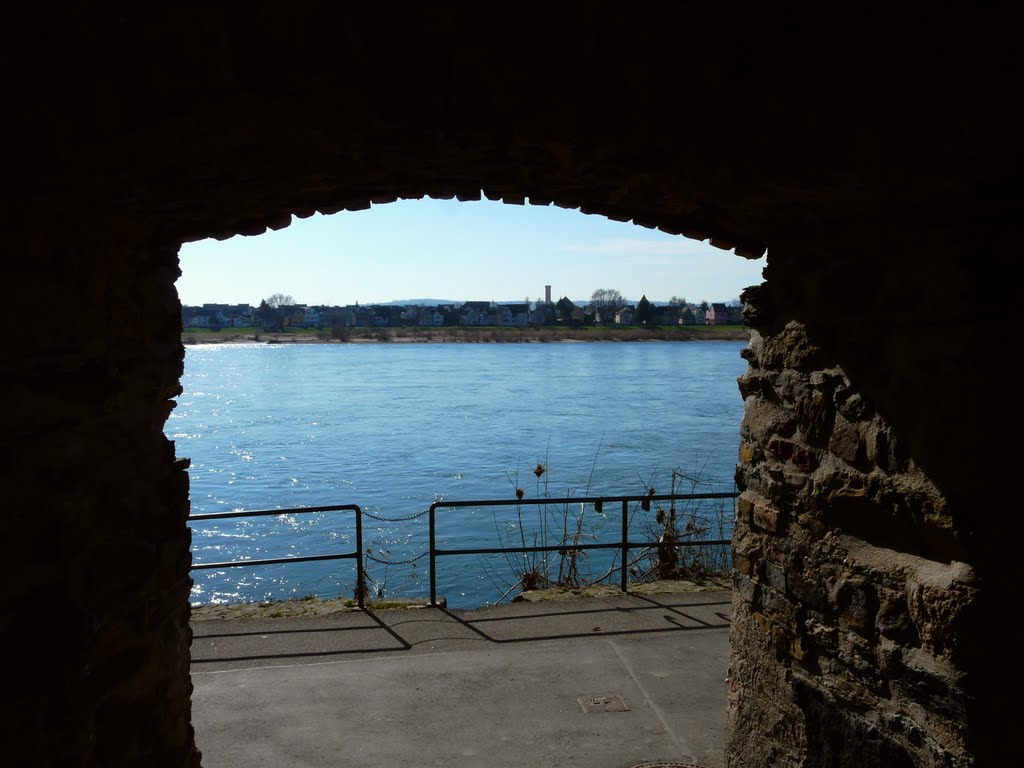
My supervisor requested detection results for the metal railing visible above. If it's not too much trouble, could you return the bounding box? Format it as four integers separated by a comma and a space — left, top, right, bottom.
428, 492, 737, 606
188, 503, 365, 608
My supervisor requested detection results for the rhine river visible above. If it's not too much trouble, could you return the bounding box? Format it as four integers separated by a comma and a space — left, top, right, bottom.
168, 340, 748, 609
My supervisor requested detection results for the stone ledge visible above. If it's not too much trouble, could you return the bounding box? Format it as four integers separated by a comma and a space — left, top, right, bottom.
189, 577, 732, 619
515, 576, 732, 603
190, 595, 439, 621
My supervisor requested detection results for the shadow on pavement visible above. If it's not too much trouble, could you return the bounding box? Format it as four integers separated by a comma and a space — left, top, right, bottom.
190, 591, 731, 664
191, 607, 411, 664
443, 593, 730, 643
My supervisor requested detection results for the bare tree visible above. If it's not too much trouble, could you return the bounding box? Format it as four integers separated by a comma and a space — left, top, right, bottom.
590, 288, 625, 325
265, 293, 295, 308
258, 293, 296, 330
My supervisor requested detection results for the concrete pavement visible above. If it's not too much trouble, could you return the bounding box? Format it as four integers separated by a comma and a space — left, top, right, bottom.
190, 590, 733, 768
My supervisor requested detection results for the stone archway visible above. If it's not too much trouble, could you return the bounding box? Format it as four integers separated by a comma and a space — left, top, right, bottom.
4, 6, 1011, 767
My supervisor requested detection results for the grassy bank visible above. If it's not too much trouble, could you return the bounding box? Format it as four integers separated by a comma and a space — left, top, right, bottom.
183, 325, 749, 345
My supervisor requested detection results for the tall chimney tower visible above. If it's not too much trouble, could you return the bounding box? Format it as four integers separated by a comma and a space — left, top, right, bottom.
545, 285, 551, 304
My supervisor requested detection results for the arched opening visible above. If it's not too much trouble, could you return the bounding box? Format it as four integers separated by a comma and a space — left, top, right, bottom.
175, 196, 766, 766
174, 197, 764, 603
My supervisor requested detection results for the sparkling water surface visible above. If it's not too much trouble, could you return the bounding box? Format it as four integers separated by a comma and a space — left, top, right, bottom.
167, 340, 748, 608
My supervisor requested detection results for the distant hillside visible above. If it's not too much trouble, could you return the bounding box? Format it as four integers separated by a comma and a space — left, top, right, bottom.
379, 299, 462, 306
384, 298, 542, 306
378, 298, 742, 308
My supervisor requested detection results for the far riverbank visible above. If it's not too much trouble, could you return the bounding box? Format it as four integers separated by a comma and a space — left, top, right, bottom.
183, 325, 749, 345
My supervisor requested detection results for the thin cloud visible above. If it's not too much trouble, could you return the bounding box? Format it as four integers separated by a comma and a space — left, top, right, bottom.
557, 237, 708, 256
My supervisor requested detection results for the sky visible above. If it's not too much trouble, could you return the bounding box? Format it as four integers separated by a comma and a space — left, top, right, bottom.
176, 196, 767, 307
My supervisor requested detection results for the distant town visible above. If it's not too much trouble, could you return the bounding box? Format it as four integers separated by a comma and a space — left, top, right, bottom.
182, 286, 744, 330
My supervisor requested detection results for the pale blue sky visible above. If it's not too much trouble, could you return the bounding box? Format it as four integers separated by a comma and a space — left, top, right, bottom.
176, 197, 766, 307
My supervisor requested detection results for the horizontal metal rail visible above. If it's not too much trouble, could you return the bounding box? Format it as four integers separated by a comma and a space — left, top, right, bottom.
429, 492, 737, 606
188, 503, 365, 609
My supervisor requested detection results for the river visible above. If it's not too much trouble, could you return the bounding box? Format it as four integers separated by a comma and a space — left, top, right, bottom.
167, 340, 748, 609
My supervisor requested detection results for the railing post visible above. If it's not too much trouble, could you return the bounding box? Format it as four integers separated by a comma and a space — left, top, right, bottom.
621, 499, 629, 594
355, 505, 364, 610
429, 503, 437, 606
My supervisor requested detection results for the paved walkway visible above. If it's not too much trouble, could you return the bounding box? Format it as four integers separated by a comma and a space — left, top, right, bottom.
190, 590, 733, 768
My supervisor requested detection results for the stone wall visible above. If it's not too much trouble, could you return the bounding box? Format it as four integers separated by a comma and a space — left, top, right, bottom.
4, 239, 200, 767
727, 315, 978, 767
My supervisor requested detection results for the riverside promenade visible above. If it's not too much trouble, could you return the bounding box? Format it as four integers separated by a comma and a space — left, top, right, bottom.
190, 587, 733, 768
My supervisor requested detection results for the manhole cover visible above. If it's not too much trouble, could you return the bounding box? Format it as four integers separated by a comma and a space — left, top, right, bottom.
577, 693, 629, 713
